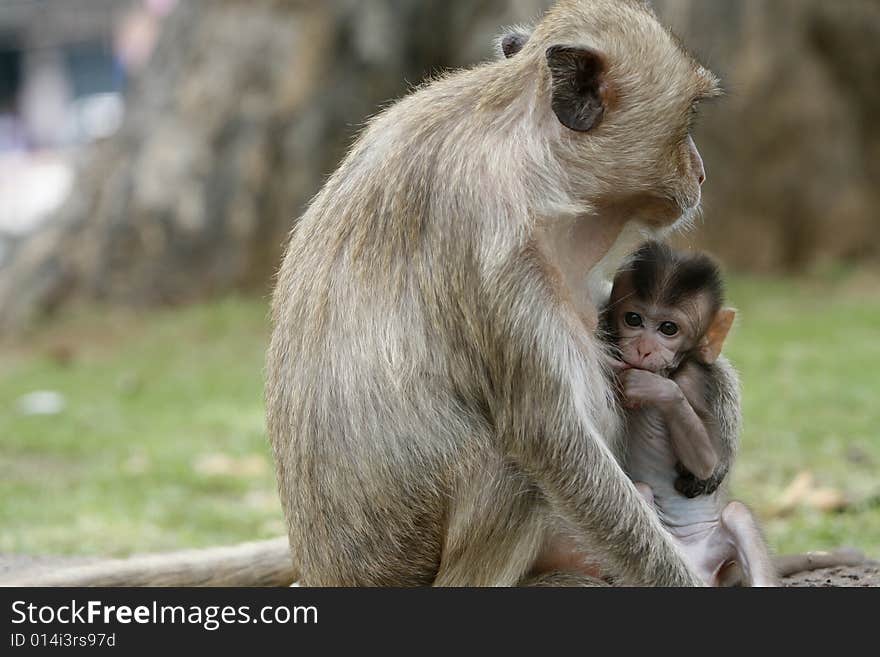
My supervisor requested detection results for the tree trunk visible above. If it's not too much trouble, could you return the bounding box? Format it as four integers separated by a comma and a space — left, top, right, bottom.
0, 0, 551, 331
2, 0, 878, 330
656, 0, 880, 271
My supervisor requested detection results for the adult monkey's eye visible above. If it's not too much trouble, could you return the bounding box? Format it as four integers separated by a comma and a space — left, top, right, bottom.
659, 321, 679, 337
624, 313, 643, 328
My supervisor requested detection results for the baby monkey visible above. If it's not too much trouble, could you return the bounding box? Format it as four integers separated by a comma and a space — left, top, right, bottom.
602, 242, 778, 587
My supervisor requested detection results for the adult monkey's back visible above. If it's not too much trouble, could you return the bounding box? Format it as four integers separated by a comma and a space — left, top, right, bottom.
267, 0, 718, 586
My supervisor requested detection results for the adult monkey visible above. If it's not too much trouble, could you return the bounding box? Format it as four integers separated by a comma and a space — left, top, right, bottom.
266, 0, 717, 587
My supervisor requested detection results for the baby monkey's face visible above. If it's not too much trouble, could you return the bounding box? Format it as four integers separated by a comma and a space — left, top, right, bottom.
606, 242, 733, 373
611, 300, 701, 374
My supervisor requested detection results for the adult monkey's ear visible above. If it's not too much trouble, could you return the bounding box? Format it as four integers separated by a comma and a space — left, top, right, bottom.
546, 46, 607, 132
497, 29, 531, 59
698, 308, 736, 364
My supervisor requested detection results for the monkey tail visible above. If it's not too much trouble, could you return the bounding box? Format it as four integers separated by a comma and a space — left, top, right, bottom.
774, 548, 867, 579
2, 537, 298, 588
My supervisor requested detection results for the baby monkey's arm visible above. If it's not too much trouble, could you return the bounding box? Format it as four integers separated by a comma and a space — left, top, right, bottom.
620, 366, 719, 480
663, 363, 720, 482
671, 359, 740, 498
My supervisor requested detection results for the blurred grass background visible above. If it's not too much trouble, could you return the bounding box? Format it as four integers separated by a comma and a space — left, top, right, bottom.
2, 269, 878, 558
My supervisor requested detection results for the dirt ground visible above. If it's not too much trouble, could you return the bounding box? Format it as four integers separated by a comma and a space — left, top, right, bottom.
781, 562, 880, 587
2, 555, 877, 587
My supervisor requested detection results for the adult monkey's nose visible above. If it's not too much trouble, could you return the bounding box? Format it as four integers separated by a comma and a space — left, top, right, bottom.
687, 135, 706, 186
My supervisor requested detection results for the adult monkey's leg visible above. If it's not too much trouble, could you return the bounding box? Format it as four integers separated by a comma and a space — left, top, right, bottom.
432, 453, 547, 587
432, 453, 605, 587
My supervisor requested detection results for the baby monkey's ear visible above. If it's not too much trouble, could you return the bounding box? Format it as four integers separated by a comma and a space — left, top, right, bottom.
496, 27, 532, 59
698, 308, 736, 364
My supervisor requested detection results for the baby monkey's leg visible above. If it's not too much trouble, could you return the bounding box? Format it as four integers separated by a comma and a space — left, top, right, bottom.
720, 501, 779, 587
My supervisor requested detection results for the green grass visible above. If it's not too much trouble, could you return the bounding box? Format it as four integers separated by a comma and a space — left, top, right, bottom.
1, 274, 878, 558
725, 274, 880, 555
0, 298, 283, 556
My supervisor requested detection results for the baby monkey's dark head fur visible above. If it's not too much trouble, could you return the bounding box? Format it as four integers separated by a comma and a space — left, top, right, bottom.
603, 242, 735, 375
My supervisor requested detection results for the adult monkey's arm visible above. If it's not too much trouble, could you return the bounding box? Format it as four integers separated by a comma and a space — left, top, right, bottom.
486, 249, 704, 587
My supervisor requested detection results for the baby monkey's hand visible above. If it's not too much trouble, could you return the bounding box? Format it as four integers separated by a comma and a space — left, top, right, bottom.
619, 369, 684, 410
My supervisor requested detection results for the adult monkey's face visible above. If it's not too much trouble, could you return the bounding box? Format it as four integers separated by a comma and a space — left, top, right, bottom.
498, 1, 719, 230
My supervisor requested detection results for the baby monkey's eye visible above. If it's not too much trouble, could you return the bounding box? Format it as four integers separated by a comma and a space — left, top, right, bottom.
624, 312, 643, 328
659, 321, 679, 337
